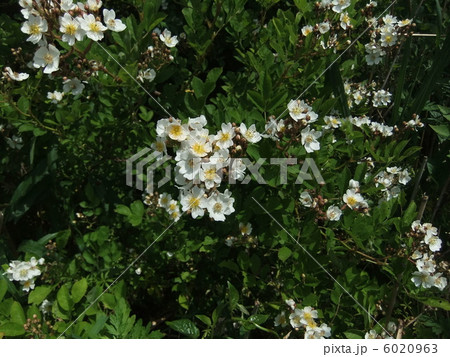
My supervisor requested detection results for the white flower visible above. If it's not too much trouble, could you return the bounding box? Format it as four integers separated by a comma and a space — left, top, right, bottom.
33, 44, 60, 74
411, 271, 435, 289
380, 27, 398, 47
424, 235, 442, 252
326, 205, 342, 221
382, 15, 398, 26
433, 273, 448, 291
289, 308, 303, 328
103, 9, 126, 32
285, 299, 296, 310
205, 190, 235, 221
301, 126, 322, 153
47, 90, 64, 103
365, 330, 378, 339
156, 118, 171, 138
372, 89, 392, 107
214, 123, 235, 149
188, 136, 212, 157
137, 68, 156, 82
87, 0, 102, 11
199, 162, 221, 189
398, 19, 412, 27
299, 306, 318, 325
225, 236, 236, 247
288, 99, 310, 121
318, 22, 330, 34
415, 254, 435, 273
365, 43, 385, 65
301, 25, 313, 36
398, 169, 411, 185
300, 191, 316, 208
59, 13, 85, 46
135, 267, 142, 275
331, 0, 351, 13
313, 323, 332, 338
60, 0, 76, 12
188, 115, 207, 130
160, 28, 179, 48
78, 13, 107, 41
167, 120, 189, 142
169, 207, 181, 222
21, 15, 48, 44
180, 186, 207, 218
229, 158, 246, 181
63, 78, 85, 95
4, 67, 29, 81
340, 12, 351, 30
158, 192, 172, 209
210, 149, 230, 169
323, 115, 341, 129
274, 312, 288, 327
39, 299, 53, 315
239, 123, 262, 143
239, 222, 252, 236
348, 179, 360, 189
343, 189, 367, 209
21, 279, 35, 292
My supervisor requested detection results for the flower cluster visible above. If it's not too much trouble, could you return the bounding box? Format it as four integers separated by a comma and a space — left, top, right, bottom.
274, 299, 331, 339
374, 166, 411, 203
343, 179, 369, 211
299, 190, 343, 222
146, 116, 265, 221
365, 14, 413, 66
365, 322, 396, 339
3, 257, 45, 292
17, 0, 126, 76
136, 28, 179, 83
343, 81, 393, 109
409, 221, 447, 291
300, 0, 354, 52
225, 222, 255, 247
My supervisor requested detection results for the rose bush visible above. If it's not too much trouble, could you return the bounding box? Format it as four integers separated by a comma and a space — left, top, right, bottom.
0, 0, 449, 339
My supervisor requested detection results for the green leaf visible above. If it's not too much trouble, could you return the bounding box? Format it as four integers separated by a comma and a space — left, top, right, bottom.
227, 281, 239, 311
10, 301, 26, 324
248, 314, 269, 325
429, 124, 449, 141
71, 278, 88, 304
0, 322, 25, 336
28, 286, 52, 305
344, 329, 365, 339
195, 314, 211, 326
166, 319, 200, 338
129, 200, 144, 226
278, 246, 292, 262
0, 278, 7, 302
402, 201, 417, 228
115, 204, 131, 216
57, 284, 73, 312
414, 296, 450, 311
